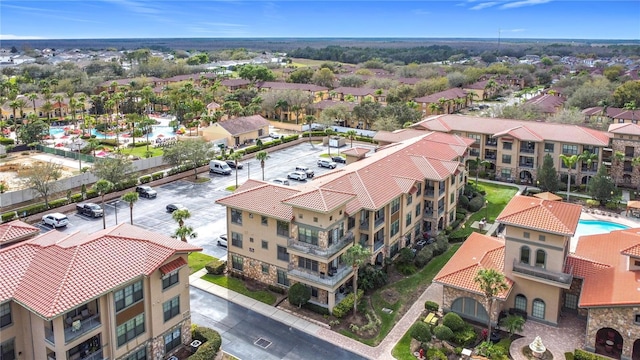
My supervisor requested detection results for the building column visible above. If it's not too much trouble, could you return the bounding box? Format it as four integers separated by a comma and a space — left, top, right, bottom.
328, 291, 336, 312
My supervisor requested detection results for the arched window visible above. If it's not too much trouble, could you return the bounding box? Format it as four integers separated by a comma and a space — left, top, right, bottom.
520, 246, 530, 264
514, 294, 527, 312
535, 249, 546, 268
451, 297, 488, 323
532, 298, 545, 319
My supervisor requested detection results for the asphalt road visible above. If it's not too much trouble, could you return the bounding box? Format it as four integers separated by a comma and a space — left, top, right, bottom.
190, 288, 367, 360
36, 141, 377, 258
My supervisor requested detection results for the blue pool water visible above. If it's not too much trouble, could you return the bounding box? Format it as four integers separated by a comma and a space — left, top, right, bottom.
574, 220, 629, 239
50, 126, 175, 139
49, 128, 65, 136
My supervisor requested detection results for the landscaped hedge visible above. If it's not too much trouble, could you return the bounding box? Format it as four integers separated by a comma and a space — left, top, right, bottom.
151, 171, 164, 180
204, 259, 226, 275
424, 300, 439, 312
434, 325, 454, 341
1, 212, 16, 222
189, 326, 222, 360
574, 349, 610, 360
139, 175, 152, 184
113, 179, 138, 191
127, 141, 151, 148
411, 322, 432, 342
0, 138, 15, 145
452, 324, 477, 346
468, 196, 486, 212
268, 284, 287, 294
48, 198, 69, 208
98, 139, 119, 146
442, 312, 465, 332
303, 302, 330, 315
332, 289, 364, 318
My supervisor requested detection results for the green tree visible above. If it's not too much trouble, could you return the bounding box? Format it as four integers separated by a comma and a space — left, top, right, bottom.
346, 129, 357, 148
288, 283, 311, 308
172, 209, 191, 228
173, 225, 197, 242
121, 192, 139, 225
579, 150, 598, 185
163, 139, 215, 180
17, 118, 48, 144
288, 68, 314, 84
228, 151, 243, 189
312, 68, 335, 88
94, 179, 114, 229
536, 154, 560, 193
624, 100, 637, 124
559, 154, 579, 202
342, 244, 371, 316
473, 268, 509, 335
20, 161, 62, 209
238, 64, 275, 83
470, 157, 490, 189
613, 80, 640, 107
256, 151, 270, 180
587, 166, 616, 205
499, 315, 525, 339
91, 154, 135, 186
324, 128, 334, 156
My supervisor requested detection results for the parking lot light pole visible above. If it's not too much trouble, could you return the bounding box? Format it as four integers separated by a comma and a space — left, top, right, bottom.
485, 200, 489, 222
111, 200, 119, 225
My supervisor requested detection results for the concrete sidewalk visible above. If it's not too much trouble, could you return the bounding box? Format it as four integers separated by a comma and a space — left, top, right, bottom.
189, 269, 444, 360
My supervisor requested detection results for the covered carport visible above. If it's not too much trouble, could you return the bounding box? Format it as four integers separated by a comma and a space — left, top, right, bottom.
626, 200, 640, 218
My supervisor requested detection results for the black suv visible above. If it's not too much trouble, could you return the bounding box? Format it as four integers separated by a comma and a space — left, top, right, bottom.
136, 185, 157, 199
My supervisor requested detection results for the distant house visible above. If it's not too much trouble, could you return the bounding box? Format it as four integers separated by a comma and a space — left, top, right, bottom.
583, 107, 638, 125
414, 88, 469, 115
220, 79, 251, 91
524, 93, 566, 116
201, 115, 270, 147
330, 87, 387, 104
206, 101, 221, 116
256, 81, 329, 102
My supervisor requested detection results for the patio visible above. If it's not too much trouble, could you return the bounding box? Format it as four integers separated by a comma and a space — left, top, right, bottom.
509, 314, 587, 360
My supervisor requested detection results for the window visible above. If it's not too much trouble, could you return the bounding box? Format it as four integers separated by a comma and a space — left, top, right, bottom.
115, 281, 143, 312
406, 213, 412, 227
416, 183, 422, 196
298, 227, 319, 245
503, 142, 512, 150
231, 232, 243, 248
415, 203, 421, 217
261, 216, 268, 226
0, 302, 11, 329
262, 264, 269, 274
162, 297, 180, 322
313, 217, 318, 223
348, 216, 355, 229
544, 143, 554, 153
277, 269, 289, 286
502, 155, 511, 164
374, 208, 385, 224
164, 328, 181, 353
564, 294, 578, 310
124, 348, 146, 360
231, 209, 242, 224
535, 250, 546, 268
635, 314, 640, 324
520, 246, 530, 264
232, 255, 243, 271
277, 246, 289, 262
162, 270, 179, 290
277, 221, 289, 237
562, 144, 578, 155
407, 193, 413, 205
390, 220, 399, 237
468, 133, 481, 143
310, 287, 318, 298
531, 299, 545, 319
298, 257, 318, 272
260, 240, 268, 250
538, 235, 546, 242
0, 338, 15, 360
116, 313, 145, 347
515, 294, 527, 312
450, 193, 455, 204
501, 169, 511, 179
391, 198, 400, 214
523, 232, 530, 239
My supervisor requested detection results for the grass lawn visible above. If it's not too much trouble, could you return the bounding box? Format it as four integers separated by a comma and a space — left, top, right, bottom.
202, 274, 277, 305
391, 325, 418, 360
340, 244, 460, 346
457, 181, 519, 238
188, 252, 215, 274
98, 144, 164, 158
226, 185, 237, 191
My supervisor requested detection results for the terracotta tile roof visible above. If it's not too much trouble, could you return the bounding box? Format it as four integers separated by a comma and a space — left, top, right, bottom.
464, 80, 489, 90
341, 147, 371, 156
496, 195, 581, 235
584, 107, 637, 120
313, 100, 356, 111
621, 243, 640, 257
494, 126, 544, 142
256, 81, 328, 92
608, 123, 640, 135
569, 229, 640, 307
221, 79, 251, 87
414, 115, 611, 146
215, 183, 300, 220
0, 223, 201, 319
414, 88, 467, 103
373, 129, 430, 143
434, 233, 513, 299
217, 115, 270, 135
0, 220, 39, 246
282, 188, 356, 213
332, 87, 379, 97
159, 257, 187, 275
235, 179, 270, 193
524, 94, 566, 113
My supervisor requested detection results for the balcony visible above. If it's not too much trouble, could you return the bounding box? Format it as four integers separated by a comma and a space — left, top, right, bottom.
374, 239, 384, 252
64, 314, 101, 343
288, 265, 353, 288
425, 188, 435, 197
485, 140, 498, 147
374, 216, 385, 228
512, 259, 573, 288
80, 349, 105, 360
45, 326, 54, 344
288, 232, 353, 259
423, 209, 434, 218
519, 162, 534, 168
485, 154, 497, 160
438, 188, 445, 197
438, 206, 445, 215
359, 220, 369, 230
581, 166, 598, 173
519, 148, 535, 154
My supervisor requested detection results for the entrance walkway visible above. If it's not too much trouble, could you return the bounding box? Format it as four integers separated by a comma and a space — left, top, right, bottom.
510, 314, 586, 360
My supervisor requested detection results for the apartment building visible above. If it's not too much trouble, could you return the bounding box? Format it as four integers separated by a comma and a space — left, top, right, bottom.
0, 223, 201, 360
408, 115, 611, 186
606, 123, 640, 187
216, 132, 473, 312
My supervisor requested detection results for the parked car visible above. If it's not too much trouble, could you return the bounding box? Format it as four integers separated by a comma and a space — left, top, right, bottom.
317, 159, 337, 169
287, 171, 307, 181
272, 178, 291, 186
42, 213, 69, 228
269, 133, 282, 139
331, 156, 346, 164
209, 160, 232, 175
76, 203, 104, 218
166, 203, 187, 213
136, 185, 157, 199
295, 165, 314, 178
226, 160, 243, 169
217, 234, 228, 247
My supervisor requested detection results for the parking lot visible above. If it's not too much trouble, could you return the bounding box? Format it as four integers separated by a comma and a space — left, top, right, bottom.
36, 141, 376, 258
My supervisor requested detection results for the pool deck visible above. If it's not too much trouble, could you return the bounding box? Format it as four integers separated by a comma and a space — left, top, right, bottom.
571, 210, 640, 252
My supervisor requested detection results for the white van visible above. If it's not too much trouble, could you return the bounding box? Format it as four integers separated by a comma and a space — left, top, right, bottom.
209, 160, 232, 175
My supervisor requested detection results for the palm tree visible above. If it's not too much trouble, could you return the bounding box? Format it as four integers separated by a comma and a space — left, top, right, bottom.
172, 209, 191, 228
53, 94, 65, 118
173, 225, 197, 242
559, 154, 579, 202
346, 129, 357, 148
228, 151, 243, 189
304, 115, 315, 143
342, 244, 371, 316
121, 192, 139, 225
8, 100, 20, 124
474, 268, 509, 336
27, 93, 38, 114
77, 94, 87, 135
470, 157, 490, 189
499, 314, 525, 339
324, 128, 334, 156
579, 150, 598, 185
428, 102, 441, 115
94, 179, 114, 229
256, 151, 270, 180
275, 99, 288, 121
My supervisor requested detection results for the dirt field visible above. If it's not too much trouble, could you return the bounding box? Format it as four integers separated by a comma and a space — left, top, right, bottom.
0, 152, 81, 192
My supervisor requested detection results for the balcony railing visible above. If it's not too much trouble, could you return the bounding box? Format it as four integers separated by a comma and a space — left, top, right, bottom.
359, 220, 369, 230
45, 327, 54, 344
519, 162, 534, 168
425, 188, 435, 197
64, 314, 101, 343
485, 154, 497, 160
288, 232, 353, 259
438, 188, 445, 196
423, 210, 434, 218
520, 148, 535, 154
438, 206, 445, 215
485, 140, 498, 147
374, 239, 384, 252
80, 349, 105, 360
288, 265, 353, 288
374, 216, 385, 227
512, 260, 572, 285
581, 166, 598, 173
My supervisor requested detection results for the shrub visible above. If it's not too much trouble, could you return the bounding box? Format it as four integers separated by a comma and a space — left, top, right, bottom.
204, 259, 226, 275
456, 212, 466, 221
424, 300, 439, 312
585, 199, 599, 208
190, 326, 222, 360
113, 179, 138, 191
442, 312, 465, 332
268, 284, 286, 294
468, 195, 485, 212
458, 195, 470, 210
85, 188, 98, 199
1, 212, 16, 222
332, 289, 363, 318
48, 198, 69, 208
411, 322, 432, 342
70, 193, 83, 203
457, 207, 468, 215
396, 247, 415, 265
98, 139, 118, 146
427, 348, 447, 360
288, 283, 311, 307
476, 341, 507, 360
303, 302, 331, 315
414, 247, 434, 268
452, 325, 477, 346
139, 175, 152, 184
433, 325, 454, 341
575, 349, 610, 360
395, 262, 417, 275
151, 171, 164, 180
0, 138, 15, 145
17, 203, 48, 217
448, 229, 468, 243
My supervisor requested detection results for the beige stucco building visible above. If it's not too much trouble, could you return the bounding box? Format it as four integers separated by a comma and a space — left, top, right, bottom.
201, 115, 270, 147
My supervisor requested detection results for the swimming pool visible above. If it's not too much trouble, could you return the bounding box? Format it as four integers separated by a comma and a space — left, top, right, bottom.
89, 126, 176, 139
574, 219, 629, 239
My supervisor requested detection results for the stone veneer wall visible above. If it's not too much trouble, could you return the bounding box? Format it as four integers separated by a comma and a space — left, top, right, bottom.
442, 286, 502, 325
563, 278, 588, 317
151, 320, 192, 360
610, 139, 640, 187
586, 306, 640, 360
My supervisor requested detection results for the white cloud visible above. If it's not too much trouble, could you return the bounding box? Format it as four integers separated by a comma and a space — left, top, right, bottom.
412, 9, 431, 15
501, 0, 553, 9
470, 2, 499, 10
501, 28, 526, 33
0, 34, 44, 40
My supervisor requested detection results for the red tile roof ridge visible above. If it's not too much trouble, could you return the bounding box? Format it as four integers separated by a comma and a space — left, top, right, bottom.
496, 195, 581, 235
0, 220, 39, 244
620, 243, 640, 257
282, 187, 356, 213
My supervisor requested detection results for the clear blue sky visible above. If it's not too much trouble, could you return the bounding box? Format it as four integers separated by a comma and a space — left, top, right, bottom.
1, 1, 638, 40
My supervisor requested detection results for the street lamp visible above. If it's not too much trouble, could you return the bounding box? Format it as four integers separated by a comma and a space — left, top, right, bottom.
485, 200, 489, 222
111, 200, 119, 225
